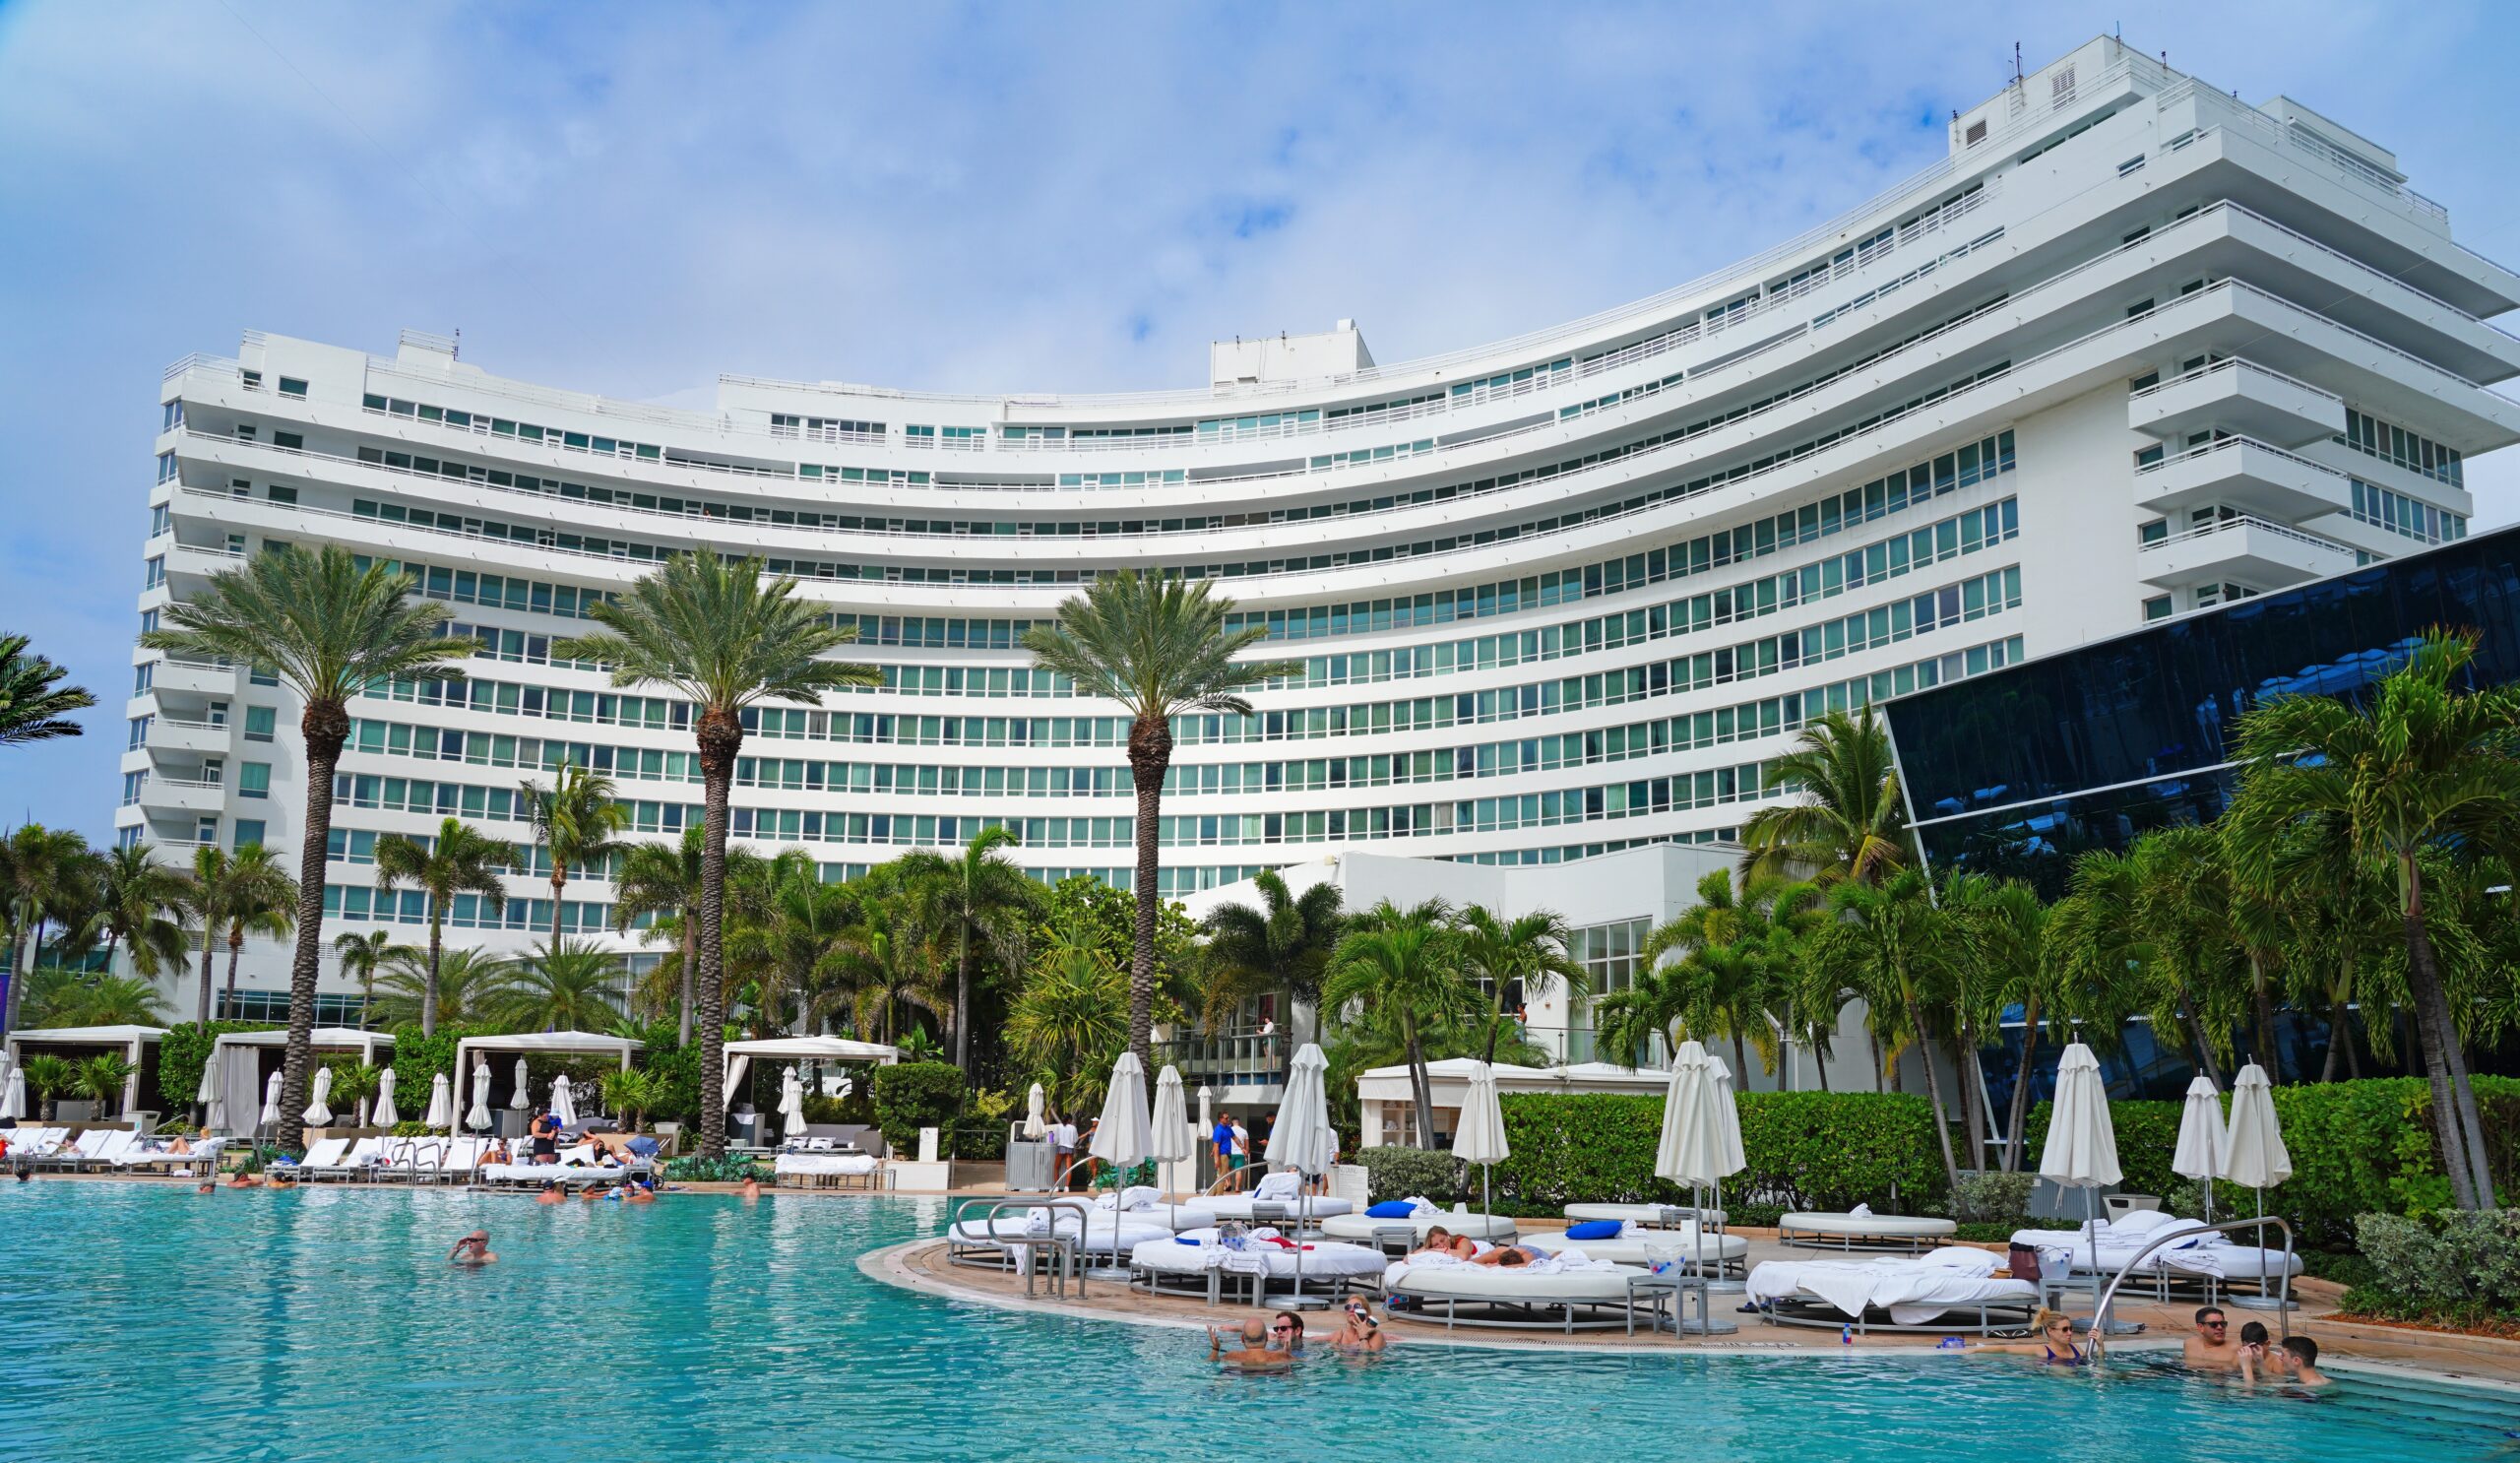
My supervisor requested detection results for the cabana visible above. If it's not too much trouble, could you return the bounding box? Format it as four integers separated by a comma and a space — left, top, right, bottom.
3, 1025, 166, 1120
721, 1035, 900, 1109
1356, 1057, 1670, 1148
205, 1029, 394, 1135
452, 1031, 644, 1129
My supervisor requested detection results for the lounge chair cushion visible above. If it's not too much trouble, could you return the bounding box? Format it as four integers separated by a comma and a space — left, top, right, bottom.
1366, 1200, 1419, 1218
1780, 1212, 1957, 1240
1564, 1220, 1624, 1240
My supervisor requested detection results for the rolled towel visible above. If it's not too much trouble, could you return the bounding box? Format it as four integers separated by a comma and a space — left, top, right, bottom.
1850, 1202, 1873, 1218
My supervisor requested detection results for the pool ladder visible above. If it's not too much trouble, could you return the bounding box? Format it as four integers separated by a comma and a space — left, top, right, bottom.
948, 1196, 1100, 1299
2091, 1215, 2296, 1343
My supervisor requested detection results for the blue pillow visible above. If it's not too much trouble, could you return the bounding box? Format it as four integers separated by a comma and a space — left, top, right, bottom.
1565, 1220, 1624, 1240
1366, 1200, 1418, 1219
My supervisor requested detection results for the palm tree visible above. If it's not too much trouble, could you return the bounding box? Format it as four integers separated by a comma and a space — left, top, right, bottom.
553, 547, 881, 1160
89, 842, 191, 983
140, 543, 474, 1138
610, 827, 769, 1044
2126, 828, 2240, 1089
1454, 905, 1589, 1065
521, 759, 631, 949
1200, 868, 1345, 1054
369, 946, 517, 1032
1804, 869, 1964, 1196
599, 1066, 662, 1131
26, 971, 172, 1028
372, 818, 513, 1038
820, 911, 946, 1045
0, 633, 94, 747
728, 852, 854, 1038
912, 826, 1040, 1073
181, 844, 297, 1025
0, 824, 96, 1037
1006, 916, 1132, 1118
495, 939, 625, 1032
75, 1052, 136, 1117
1320, 900, 1477, 1150
1740, 704, 1911, 885
332, 928, 412, 1029
1022, 570, 1300, 1066
327, 1061, 383, 1126
20, 1053, 74, 1119
1635, 871, 1792, 1083
1940, 872, 2044, 1172
2225, 627, 2520, 1209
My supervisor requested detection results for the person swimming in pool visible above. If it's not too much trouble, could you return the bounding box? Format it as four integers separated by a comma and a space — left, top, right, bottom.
1330, 1298, 1388, 1354
536, 1179, 566, 1205
449, 1231, 498, 1265
1207, 1317, 1290, 1371
1960, 1308, 2096, 1365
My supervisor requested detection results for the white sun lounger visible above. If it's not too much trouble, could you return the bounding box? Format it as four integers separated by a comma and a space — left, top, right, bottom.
1183, 1194, 1356, 1223
1382, 1254, 1651, 1333
1528, 1228, 1750, 1277
1320, 1206, 1518, 1249
1778, 1212, 1957, 1252
1748, 1247, 2040, 1333
1129, 1231, 1390, 1305
1562, 1202, 1728, 1229
115, 1136, 228, 1176
773, 1152, 881, 1189
2012, 1211, 2302, 1302
303, 1137, 382, 1181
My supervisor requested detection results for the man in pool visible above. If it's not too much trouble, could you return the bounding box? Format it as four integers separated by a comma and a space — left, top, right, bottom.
2276, 1336, 2331, 1387
2183, 1305, 2240, 1369
536, 1180, 566, 1205
1207, 1318, 1290, 1371
450, 1231, 498, 1265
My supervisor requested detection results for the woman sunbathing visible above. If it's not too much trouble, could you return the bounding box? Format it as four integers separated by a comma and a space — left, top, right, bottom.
1470, 1242, 1544, 1267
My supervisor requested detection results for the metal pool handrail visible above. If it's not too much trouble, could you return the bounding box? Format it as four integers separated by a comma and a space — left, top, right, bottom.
950, 1195, 1101, 1298
2093, 1215, 2296, 1343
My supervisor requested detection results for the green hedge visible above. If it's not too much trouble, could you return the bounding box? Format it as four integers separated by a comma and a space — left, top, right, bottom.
156, 1021, 272, 1113
1487, 1090, 1949, 1217
871, 1061, 965, 1156
1356, 1146, 1468, 1205
2344, 1209, 2520, 1325
2021, 1076, 2520, 1250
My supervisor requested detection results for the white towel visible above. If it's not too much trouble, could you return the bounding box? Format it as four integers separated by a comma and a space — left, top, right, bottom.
1850, 1202, 1873, 1218
1402, 1195, 1438, 1216
1526, 1245, 1620, 1275
1252, 1170, 1303, 1202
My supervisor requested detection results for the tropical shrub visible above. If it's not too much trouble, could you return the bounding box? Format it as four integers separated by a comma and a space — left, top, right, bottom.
2343, 1209, 2520, 1325
156, 1020, 270, 1113
1488, 1091, 1948, 1217
1952, 1170, 2038, 1226
662, 1154, 765, 1182
2021, 1076, 2520, 1249
871, 1061, 966, 1156
1355, 1145, 1468, 1205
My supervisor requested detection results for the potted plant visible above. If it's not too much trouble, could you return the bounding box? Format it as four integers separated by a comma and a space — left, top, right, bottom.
74, 1053, 136, 1120
21, 1055, 75, 1121
599, 1067, 659, 1132
329, 1062, 383, 1127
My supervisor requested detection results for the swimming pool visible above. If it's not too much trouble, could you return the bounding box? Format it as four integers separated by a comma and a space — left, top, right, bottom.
3, 1183, 2513, 1461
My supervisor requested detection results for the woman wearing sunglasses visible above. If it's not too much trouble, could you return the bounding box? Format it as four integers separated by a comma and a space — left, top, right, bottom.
1330, 1299, 1388, 1354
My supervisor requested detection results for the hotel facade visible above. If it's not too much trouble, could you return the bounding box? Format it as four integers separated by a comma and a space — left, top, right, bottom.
125, 38, 2519, 1026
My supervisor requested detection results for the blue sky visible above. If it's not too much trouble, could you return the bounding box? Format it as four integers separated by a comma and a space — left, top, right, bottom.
3, 1, 2516, 840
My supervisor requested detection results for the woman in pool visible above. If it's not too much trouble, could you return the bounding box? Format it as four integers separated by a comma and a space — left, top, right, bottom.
1960, 1308, 2096, 1366
1330, 1299, 1388, 1354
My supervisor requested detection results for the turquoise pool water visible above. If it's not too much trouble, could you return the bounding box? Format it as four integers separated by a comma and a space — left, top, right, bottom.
3, 1183, 2516, 1461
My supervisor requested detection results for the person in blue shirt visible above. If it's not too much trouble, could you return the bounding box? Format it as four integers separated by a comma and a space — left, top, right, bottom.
1212, 1113, 1236, 1183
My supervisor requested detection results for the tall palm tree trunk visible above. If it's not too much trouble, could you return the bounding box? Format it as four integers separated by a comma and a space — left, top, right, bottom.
1869, 1029, 1887, 1093
550, 865, 567, 949
1123, 714, 1169, 1068
1902, 986, 1962, 1196
954, 923, 973, 1074
1404, 1017, 1437, 1152
677, 920, 696, 1047
224, 928, 245, 1013
2175, 993, 2224, 1090
196, 922, 220, 1025
421, 913, 445, 1039
1732, 1030, 1751, 1093
280, 705, 348, 1152
1954, 1021, 1989, 1173
695, 709, 741, 1160
2403, 863, 2491, 1207
2003, 1016, 2043, 1174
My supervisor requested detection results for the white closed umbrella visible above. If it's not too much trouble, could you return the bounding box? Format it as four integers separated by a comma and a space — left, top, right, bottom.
1454, 1060, 1510, 1227
0, 1065, 24, 1123
1023, 1082, 1047, 1140
466, 1059, 493, 1132
259, 1071, 284, 1130
779, 1065, 807, 1141
551, 1072, 578, 1129
372, 1066, 400, 1129
1149, 1065, 1192, 1226
1654, 1041, 1732, 1331
196, 1052, 224, 1133
2172, 1073, 2226, 1224
1088, 1052, 1155, 1281
1706, 1051, 1748, 1296
423, 1072, 452, 1130
302, 1066, 335, 1126
2220, 1061, 2293, 1310
2040, 1042, 2121, 1329
1265, 1042, 1338, 1300
509, 1058, 531, 1113
722, 1053, 750, 1113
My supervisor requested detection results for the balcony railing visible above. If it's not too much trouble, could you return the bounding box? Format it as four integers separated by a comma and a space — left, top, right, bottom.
1153, 1029, 1288, 1089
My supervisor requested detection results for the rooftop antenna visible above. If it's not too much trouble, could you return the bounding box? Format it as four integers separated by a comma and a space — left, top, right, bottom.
2013, 42, 2023, 85
452, 327, 461, 361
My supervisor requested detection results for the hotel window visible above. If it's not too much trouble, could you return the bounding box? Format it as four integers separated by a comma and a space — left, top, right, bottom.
1571, 918, 1653, 996
126, 715, 153, 749
162, 400, 185, 430
240, 369, 262, 389
156, 452, 177, 482
195, 815, 219, 844
249, 665, 279, 687
2138, 520, 2169, 545
238, 762, 273, 800
2142, 595, 2174, 622
121, 771, 147, 805
268, 484, 298, 504
244, 706, 277, 742
150, 503, 170, 537
133, 663, 154, 693
233, 819, 266, 851
279, 376, 308, 399
145, 555, 165, 589
274, 431, 302, 451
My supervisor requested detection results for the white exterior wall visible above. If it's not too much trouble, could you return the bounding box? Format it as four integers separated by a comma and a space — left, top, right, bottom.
121, 39, 2520, 1025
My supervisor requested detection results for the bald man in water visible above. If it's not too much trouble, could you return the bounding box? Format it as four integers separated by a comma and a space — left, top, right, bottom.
1209, 1318, 1290, 1371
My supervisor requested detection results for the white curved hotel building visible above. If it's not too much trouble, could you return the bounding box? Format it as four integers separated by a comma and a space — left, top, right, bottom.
126, 38, 2520, 1021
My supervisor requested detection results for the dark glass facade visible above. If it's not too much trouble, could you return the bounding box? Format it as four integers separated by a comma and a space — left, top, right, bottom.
1885, 524, 2520, 899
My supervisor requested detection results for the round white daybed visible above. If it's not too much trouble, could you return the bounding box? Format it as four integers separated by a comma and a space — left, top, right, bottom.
1562, 1202, 1728, 1229
1777, 1212, 1956, 1252
1527, 1229, 1749, 1277
1128, 1232, 1389, 1305
1382, 1259, 1653, 1333
1320, 1209, 1518, 1249
1182, 1194, 1355, 1223
947, 1211, 1176, 1268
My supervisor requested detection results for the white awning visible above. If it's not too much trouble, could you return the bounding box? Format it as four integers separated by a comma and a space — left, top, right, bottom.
452, 1030, 644, 1076
721, 1037, 899, 1065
